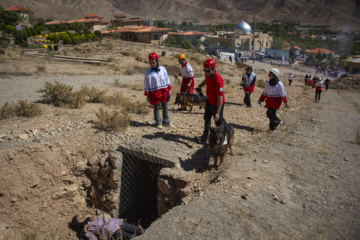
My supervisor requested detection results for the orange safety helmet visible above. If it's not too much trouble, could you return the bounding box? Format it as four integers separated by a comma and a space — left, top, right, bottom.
204, 59, 216, 69
178, 54, 186, 60
149, 52, 158, 60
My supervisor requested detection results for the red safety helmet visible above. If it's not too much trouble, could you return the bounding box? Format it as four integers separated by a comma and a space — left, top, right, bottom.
204, 59, 216, 69
149, 52, 158, 60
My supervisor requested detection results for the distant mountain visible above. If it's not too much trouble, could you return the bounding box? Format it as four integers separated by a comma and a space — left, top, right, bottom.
2, 0, 360, 30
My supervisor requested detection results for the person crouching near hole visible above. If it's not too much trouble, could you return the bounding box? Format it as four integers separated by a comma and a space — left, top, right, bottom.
258, 68, 288, 132
315, 77, 323, 101
70, 215, 144, 240
144, 52, 173, 129
195, 59, 228, 143
174, 54, 194, 111
241, 66, 256, 108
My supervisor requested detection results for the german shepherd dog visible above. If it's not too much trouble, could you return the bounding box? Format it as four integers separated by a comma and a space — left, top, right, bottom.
175, 93, 207, 112
208, 124, 235, 169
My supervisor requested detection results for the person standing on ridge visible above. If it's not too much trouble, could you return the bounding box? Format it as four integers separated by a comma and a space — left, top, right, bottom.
174, 54, 194, 111
195, 59, 228, 143
241, 66, 256, 108
258, 68, 288, 132
144, 52, 173, 129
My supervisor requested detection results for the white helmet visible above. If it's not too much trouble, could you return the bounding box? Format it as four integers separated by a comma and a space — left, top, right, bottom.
270, 68, 280, 78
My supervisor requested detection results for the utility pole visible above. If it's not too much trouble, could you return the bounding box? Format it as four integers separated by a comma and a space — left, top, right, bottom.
252, 0, 256, 63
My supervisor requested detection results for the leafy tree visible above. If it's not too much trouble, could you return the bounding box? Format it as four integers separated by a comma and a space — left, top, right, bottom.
62, 33, 72, 44
181, 39, 191, 49
70, 21, 85, 34
83, 27, 91, 35
164, 36, 177, 47
94, 30, 102, 39
0, 11, 20, 25
14, 31, 28, 46
203, 38, 214, 47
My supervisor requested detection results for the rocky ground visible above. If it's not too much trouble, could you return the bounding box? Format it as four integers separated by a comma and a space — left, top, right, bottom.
0, 41, 359, 240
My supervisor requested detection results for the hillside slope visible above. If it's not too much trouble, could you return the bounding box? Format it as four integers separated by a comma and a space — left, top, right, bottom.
1, 0, 360, 30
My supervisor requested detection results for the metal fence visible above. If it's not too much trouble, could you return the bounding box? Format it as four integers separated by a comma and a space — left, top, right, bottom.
118, 152, 164, 228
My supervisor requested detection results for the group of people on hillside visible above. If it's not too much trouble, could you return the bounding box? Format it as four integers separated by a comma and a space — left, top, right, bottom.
70, 54, 294, 239
315, 66, 339, 78
143, 52, 289, 136
304, 74, 330, 101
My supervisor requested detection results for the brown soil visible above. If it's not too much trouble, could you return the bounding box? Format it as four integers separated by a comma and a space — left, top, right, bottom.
0, 41, 359, 239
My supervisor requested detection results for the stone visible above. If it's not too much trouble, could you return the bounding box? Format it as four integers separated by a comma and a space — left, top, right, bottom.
241, 194, 248, 200
90, 174, 99, 181
88, 155, 100, 166
62, 176, 76, 184
158, 178, 175, 195
97, 177, 107, 185
51, 185, 78, 200
109, 151, 122, 169
100, 167, 111, 178
173, 171, 196, 188
108, 179, 118, 189
88, 166, 100, 174
73, 161, 87, 176
157, 200, 169, 216
330, 174, 339, 179
82, 178, 91, 188
344, 157, 349, 162
99, 156, 107, 167
176, 186, 192, 198
18, 134, 28, 140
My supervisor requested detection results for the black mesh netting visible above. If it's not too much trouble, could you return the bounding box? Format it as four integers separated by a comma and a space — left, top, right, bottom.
118, 152, 164, 228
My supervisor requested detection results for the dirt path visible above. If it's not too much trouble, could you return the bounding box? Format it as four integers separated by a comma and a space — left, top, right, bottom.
137, 85, 360, 239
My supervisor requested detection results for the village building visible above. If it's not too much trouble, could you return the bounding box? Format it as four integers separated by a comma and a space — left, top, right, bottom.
45, 14, 109, 32
204, 21, 273, 51
4, 5, 30, 21
168, 31, 206, 41
101, 26, 171, 45
111, 14, 144, 27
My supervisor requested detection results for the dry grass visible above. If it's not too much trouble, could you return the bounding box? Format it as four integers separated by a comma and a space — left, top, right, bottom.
37, 81, 86, 109
228, 72, 235, 77
225, 204, 257, 221
256, 80, 267, 88
225, 79, 232, 85
0, 101, 42, 119
0, 55, 6, 63
124, 69, 134, 75
224, 86, 234, 95
36, 65, 46, 73
105, 92, 150, 115
93, 108, 130, 132
106, 57, 115, 63
80, 85, 107, 103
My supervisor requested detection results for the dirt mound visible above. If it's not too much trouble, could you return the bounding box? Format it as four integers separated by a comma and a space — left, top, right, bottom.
332, 74, 360, 91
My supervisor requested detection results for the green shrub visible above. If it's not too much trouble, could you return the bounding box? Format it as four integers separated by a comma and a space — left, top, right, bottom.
93, 108, 130, 132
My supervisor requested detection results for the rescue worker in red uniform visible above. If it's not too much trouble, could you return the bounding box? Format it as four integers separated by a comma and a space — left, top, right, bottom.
258, 68, 288, 132
144, 52, 173, 129
195, 59, 227, 143
174, 54, 194, 111
241, 66, 256, 108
